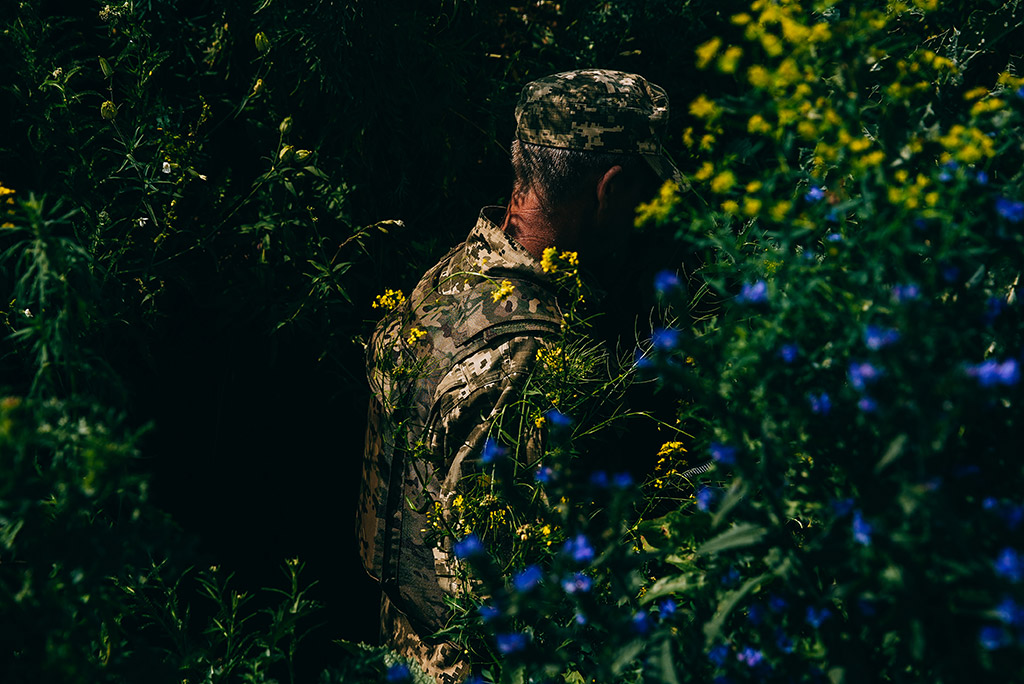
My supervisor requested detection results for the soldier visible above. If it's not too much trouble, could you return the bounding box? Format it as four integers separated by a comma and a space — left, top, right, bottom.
357, 69, 681, 682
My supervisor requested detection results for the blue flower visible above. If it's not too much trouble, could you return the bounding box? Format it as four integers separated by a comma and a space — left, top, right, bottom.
736, 280, 768, 304
575, 611, 587, 625
652, 327, 681, 351
495, 632, 528, 654
545, 408, 573, 428
710, 442, 737, 465
736, 647, 764, 667
1017, 85, 1024, 99
612, 471, 634, 488
826, 232, 842, 241
806, 605, 832, 628
995, 597, 1024, 626
696, 487, 717, 512
995, 548, 1024, 582
768, 594, 788, 612
967, 359, 1020, 387
980, 625, 1009, 651
996, 197, 1024, 223
779, 343, 799, 363
984, 296, 1007, 325
832, 498, 855, 516
977, 170, 990, 185
864, 325, 900, 350
589, 471, 609, 487
481, 438, 508, 464
938, 169, 953, 183
562, 572, 592, 594
805, 186, 825, 202
721, 567, 741, 586
453, 533, 485, 560
386, 664, 411, 682
891, 283, 920, 303
775, 629, 794, 654
658, 598, 677, 619
563, 534, 595, 563
941, 265, 961, 283
848, 361, 882, 390
852, 510, 873, 545
858, 598, 877, 617
808, 392, 831, 415
747, 603, 765, 625
513, 565, 543, 592
631, 610, 653, 634
478, 604, 500, 622
709, 644, 730, 667
858, 396, 878, 412
534, 465, 555, 484
654, 270, 683, 295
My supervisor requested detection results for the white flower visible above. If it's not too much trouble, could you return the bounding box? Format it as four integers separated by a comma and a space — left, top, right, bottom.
22, 308, 31, 317
161, 161, 171, 174
136, 217, 149, 228
198, 174, 208, 181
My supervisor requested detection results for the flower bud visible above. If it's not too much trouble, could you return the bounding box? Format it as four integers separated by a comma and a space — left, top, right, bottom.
254, 32, 271, 54
252, 78, 264, 94
293, 149, 312, 163
98, 56, 113, 77
278, 145, 295, 163
279, 116, 292, 135
100, 100, 118, 120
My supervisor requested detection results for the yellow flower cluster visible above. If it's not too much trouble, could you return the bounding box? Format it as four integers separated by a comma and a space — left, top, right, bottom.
0, 184, 15, 228
536, 346, 566, 374
540, 247, 579, 274
887, 171, 938, 210
937, 124, 996, 165
634, 180, 680, 227
491, 279, 515, 303
372, 288, 406, 311
406, 327, 427, 345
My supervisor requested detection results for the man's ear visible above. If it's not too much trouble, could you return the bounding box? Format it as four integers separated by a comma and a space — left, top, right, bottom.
595, 165, 624, 212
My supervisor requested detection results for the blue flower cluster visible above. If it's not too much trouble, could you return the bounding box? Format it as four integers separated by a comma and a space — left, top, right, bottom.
710, 442, 737, 465
736, 280, 768, 304
996, 196, 1024, 223
965, 358, 1020, 387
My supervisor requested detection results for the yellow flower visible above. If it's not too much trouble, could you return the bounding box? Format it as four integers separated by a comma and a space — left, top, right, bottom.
731, 12, 752, 24
658, 441, 687, 457
491, 279, 515, 303
747, 65, 772, 89
695, 37, 722, 69
970, 98, 1004, 117
760, 32, 783, 57
406, 327, 427, 345
634, 180, 680, 227
689, 94, 721, 120
682, 127, 695, 147
534, 415, 546, 429
721, 200, 740, 214
694, 161, 714, 182
746, 180, 763, 193
858, 150, 886, 167
372, 288, 406, 311
963, 86, 989, 101
849, 137, 871, 153
699, 134, 716, 151
747, 114, 772, 134
711, 171, 736, 194
743, 197, 763, 216
769, 201, 792, 221
541, 248, 579, 274
718, 46, 743, 74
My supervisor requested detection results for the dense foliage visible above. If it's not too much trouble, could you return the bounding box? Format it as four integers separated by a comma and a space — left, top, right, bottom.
2, 0, 1023, 682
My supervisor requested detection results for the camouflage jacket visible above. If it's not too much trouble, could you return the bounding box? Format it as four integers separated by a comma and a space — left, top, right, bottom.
358, 207, 564, 634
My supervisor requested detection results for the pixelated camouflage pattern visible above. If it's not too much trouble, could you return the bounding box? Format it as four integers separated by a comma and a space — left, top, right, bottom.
357, 207, 563, 643
516, 69, 669, 154
381, 594, 471, 684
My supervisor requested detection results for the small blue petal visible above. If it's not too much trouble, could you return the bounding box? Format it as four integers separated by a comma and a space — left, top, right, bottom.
654, 270, 683, 294
453, 534, 485, 560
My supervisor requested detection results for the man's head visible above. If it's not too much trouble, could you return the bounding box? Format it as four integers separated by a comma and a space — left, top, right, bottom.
507, 69, 678, 263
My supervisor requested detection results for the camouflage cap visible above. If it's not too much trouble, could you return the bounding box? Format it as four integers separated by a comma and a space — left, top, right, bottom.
515, 69, 682, 184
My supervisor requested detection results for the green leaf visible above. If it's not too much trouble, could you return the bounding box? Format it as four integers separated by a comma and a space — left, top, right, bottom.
874, 433, 907, 474
703, 573, 767, 646
659, 637, 681, 684
641, 573, 693, 605
697, 523, 766, 556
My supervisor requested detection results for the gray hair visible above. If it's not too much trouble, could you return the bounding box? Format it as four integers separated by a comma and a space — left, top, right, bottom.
510, 139, 649, 212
